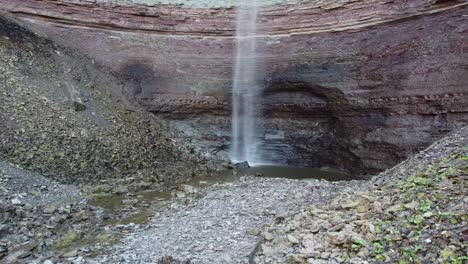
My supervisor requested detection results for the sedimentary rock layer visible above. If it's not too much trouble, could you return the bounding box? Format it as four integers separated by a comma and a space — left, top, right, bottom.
2, 0, 466, 35
1, 0, 467, 174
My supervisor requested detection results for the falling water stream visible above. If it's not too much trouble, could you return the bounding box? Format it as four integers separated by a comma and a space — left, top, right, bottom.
231, 0, 263, 165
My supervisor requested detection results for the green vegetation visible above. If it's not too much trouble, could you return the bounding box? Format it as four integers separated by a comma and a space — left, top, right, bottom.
338, 150, 467, 263
54, 231, 81, 250
378, 152, 467, 263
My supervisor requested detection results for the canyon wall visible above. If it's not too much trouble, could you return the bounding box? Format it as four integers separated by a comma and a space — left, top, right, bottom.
1, 0, 467, 174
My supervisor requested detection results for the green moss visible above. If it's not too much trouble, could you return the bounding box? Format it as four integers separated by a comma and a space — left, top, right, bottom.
54, 231, 81, 250
119, 212, 150, 225
89, 194, 125, 211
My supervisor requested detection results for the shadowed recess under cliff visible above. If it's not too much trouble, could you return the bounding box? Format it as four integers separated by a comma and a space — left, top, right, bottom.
1, 0, 467, 176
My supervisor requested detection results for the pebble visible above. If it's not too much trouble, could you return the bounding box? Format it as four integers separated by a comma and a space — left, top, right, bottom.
11, 198, 22, 205
96, 177, 354, 263
115, 186, 129, 194
263, 232, 274, 241
288, 234, 300, 244
122, 199, 138, 206
320, 252, 330, 259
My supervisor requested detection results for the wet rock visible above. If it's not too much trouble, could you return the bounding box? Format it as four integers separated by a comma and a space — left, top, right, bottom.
180, 185, 197, 194
233, 161, 250, 169
92, 184, 113, 194
122, 199, 138, 206
132, 182, 152, 191
54, 231, 81, 249
114, 186, 129, 194
0, 224, 11, 236
72, 101, 86, 111
175, 192, 185, 198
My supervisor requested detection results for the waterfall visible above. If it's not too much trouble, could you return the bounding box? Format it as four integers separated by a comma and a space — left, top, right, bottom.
230, 0, 262, 165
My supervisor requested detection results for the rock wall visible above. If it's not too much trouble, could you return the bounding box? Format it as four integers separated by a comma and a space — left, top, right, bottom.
1, 0, 467, 175
0, 15, 213, 185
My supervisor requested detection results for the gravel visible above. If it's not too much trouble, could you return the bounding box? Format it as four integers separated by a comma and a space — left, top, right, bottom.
96, 177, 365, 263
254, 126, 468, 264
0, 161, 82, 206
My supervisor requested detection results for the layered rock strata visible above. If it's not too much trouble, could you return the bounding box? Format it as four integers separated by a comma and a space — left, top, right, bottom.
1, 0, 467, 174
0, 15, 212, 185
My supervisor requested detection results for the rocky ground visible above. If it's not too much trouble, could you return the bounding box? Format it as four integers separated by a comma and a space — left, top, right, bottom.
0, 15, 221, 264
96, 176, 365, 264
1, 127, 466, 264
0, 15, 216, 186
0, 12, 467, 264
0, 159, 154, 263
93, 127, 465, 264
0, 161, 81, 206
0, 159, 222, 263
254, 127, 468, 264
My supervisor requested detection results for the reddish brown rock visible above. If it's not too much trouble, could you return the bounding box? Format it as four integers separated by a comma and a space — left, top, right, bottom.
1, 0, 467, 174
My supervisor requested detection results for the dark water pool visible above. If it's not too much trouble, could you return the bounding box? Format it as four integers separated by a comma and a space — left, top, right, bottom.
227, 165, 365, 181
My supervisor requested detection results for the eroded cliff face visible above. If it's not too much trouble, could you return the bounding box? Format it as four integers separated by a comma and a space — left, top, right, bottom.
0, 15, 214, 186
2, 0, 467, 175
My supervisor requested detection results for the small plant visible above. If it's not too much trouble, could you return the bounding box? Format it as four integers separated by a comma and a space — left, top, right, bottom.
402, 245, 423, 262
411, 214, 424, 225
410, 176, 431, 186
373, 242, 383, 254
375, 224, 382, 233
351, 238, 367, 251
421, 199, 432, 212
437, 211, 453, 223
450, 255, 468, 264
340, 252, 350, 261
375, 254, 386, 261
